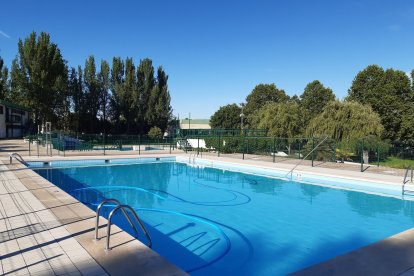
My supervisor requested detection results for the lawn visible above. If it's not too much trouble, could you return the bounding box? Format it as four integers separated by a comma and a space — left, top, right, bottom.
379, 157, 414, 169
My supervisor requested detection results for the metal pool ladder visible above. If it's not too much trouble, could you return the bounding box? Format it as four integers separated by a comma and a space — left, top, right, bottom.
285, 136, 328, 180
402, 166, 413, 196
94, 198, 152, 251
9, 153, 28, 165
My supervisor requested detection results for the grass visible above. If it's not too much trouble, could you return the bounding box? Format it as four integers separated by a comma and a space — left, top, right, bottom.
378, 157, 414, 169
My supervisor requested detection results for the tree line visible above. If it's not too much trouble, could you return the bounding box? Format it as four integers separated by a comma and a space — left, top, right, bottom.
211, 66, 414, 144
0, 32, 172, 135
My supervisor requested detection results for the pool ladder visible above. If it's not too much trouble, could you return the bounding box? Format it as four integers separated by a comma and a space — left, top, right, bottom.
9, 153, 28, 166
94, 199, 152, 251
402, 166, 413, 196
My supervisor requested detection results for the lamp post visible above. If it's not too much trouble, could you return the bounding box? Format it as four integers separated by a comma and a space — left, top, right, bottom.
240, 103, 245, 132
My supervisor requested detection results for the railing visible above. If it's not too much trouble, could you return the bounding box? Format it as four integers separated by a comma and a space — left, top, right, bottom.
106, 205, 152, 251
94, 198, 139, 240
9, 153, 27, 165
94, 199, 152, 251
285, 136, 328, 179
402, 166, 413, 195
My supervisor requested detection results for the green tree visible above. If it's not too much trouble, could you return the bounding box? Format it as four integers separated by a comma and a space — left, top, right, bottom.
306, 101, 383, 140
137, 58, 155, 132
347, 65, 412, 140
11, 31, 68, 126
148, 126, 163, 139
244, 83, 289, 118
300, 80, 335, 121
123, 58, 136, 133
99, 60, 111, 133
210, 104, 242, 129
84, 56, 101, 132
147, 67, 172, 132
0, 56, 10, 100
250, 101, 302, 138
110, 57, 125, 132
68, 66, 85, 132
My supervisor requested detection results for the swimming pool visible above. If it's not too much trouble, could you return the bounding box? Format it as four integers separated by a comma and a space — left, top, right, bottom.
30, 157, 414, 275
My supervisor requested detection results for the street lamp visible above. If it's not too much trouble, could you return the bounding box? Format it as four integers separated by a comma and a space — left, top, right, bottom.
240, 103, 245, 131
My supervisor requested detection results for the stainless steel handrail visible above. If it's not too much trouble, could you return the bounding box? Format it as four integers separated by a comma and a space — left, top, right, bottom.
105, 205, 152, 251
285, 136, 328, 179
402, 166, 413, 194
9, 153, 27, 165
94, 198, 139, 240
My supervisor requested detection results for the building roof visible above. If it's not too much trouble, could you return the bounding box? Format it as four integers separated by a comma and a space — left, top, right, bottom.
0, 100, 31, 112
180, 119, 210, 124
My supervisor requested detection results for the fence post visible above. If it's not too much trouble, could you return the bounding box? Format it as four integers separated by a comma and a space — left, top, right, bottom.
139, 135, 141, 155
103, 134, 106, 156
360, 139, 364, 172
169, 138, 172, 154
197, 138, 200, 156
218, 133, 221, 157
63, 136, 65, 157
377, 144, 380, 167
333, 140, 336, 162
37, 136, 39, 158
311, 137, 315, 167
298, 139, 301, 160
273, 137, 276, 163
29, 138, 31, 156
242, 136, 245, 160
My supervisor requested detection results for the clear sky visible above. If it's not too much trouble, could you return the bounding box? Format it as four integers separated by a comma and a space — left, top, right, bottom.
1, 0, 413, 119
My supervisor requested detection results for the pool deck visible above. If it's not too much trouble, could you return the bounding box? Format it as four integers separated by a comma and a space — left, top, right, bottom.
2, 151, 414, 275
0, 159, 187, 276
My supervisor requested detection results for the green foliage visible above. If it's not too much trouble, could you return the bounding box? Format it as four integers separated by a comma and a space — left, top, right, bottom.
379, 157, 414, 169
244, 83, 289, 119
347, 65, 412, 140
11, 31, 68, 127
148, 126, 163, 139
300, 80, 335, 121
210, 104, 241, 129
250, 101, 302, 138
306, 101, 384, 140
0, 56, 10, 100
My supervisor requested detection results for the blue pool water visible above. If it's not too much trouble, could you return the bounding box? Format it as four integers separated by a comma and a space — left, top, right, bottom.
32, 160, 414, 275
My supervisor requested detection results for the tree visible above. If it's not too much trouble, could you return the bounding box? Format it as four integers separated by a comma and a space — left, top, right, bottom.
300, 80, 335, 121
11, 32, 68, 126
148, 126, 163, 139
306, 101, 383, 140
147, 67, 172, 132
0, 56, 10, 100
137, 58, 155, 132
110, 57, 125, 132
68, 66, 85, 132
244, 83, 289, 117
123, 58, 136, 133
210, 104, 242, 129
98, 60, 111, 133
84, 56, 101, 132
250, 101, 302, 138
347, 65, 412, 140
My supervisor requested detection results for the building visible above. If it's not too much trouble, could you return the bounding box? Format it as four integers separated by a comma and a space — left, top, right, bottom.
180, 119, 210, 130
0, 100, 31, 138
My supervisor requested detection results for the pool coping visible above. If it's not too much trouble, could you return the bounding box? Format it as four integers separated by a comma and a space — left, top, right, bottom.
8, 153, 414, 275
5, 159, 188, 276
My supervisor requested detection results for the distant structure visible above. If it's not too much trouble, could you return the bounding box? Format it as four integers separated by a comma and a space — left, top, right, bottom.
180, 119, 210, 130
0, 100, 31, 138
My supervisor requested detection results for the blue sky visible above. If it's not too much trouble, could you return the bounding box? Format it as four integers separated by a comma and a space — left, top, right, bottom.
1, 0, 413, 118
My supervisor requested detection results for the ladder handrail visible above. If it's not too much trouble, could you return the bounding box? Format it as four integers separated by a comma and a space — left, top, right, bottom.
285, 136, 329, 179
95, 198, 139, 240
402, 166, 413, 194
9, 153, 27, 165
106, 204, 152, 250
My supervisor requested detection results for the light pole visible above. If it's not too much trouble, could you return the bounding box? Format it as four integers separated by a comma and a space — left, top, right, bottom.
240, 103, 245, 132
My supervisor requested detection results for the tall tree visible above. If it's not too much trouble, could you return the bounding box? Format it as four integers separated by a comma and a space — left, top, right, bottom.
68, 66, 84, 132
84, 56, 100, 132
347, 65, 411, 140
147, 66, 172, 131
10, 31, 68, 126
244, 83, 289, 124
250, 101, 302, 138
123, 58, 136, 133
210, 103, 242, 129
98, 60, 111, 133
0, 56, 10, 100
306, 101, 383, 140
110, 57, 125, 132
137, 58, 155, 132
300, 80, 335, 121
